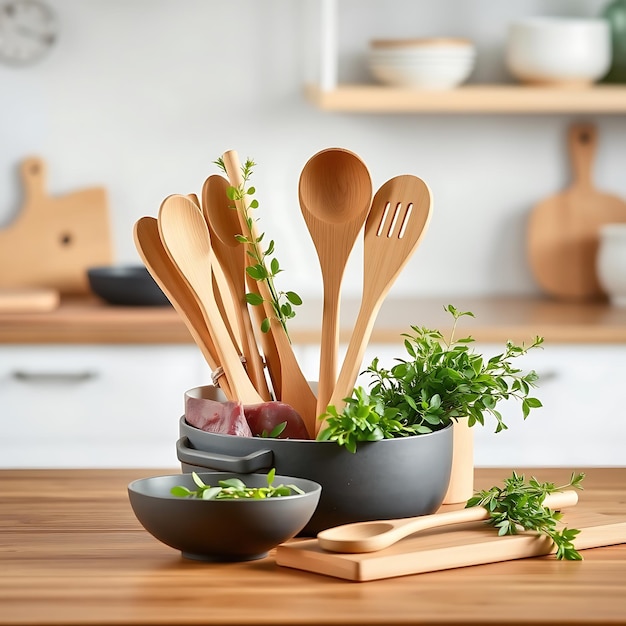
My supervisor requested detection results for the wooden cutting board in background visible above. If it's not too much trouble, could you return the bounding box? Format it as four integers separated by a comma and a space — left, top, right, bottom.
276, 509, 626, 582
527, 123, 626, 300
0, 157, 113, 294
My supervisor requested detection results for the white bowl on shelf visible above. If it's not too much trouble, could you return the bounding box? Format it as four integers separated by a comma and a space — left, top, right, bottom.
597, 223, 626, 307
506, 17, 611, 86
367, 38, 476, 89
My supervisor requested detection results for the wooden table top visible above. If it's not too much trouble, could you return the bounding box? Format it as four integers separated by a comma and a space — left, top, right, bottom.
1, 467, 625, 625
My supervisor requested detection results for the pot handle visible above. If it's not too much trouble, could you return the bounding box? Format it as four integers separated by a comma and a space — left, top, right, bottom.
176, 437, 274, 473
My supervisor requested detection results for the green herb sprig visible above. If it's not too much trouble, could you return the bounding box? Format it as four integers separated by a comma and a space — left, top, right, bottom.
215, 157, 302, 338
170, 468, 304, 500
467, 471, 585, 560
318, 305, 544, 451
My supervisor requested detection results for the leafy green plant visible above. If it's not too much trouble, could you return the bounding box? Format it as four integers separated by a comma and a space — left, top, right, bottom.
170, 468, 304, 500
215, 157, 302, 338
318, 305, 544, 450
467, 471, 585, 560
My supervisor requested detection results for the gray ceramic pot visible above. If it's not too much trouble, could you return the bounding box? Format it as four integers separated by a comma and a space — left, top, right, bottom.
177, 388, 453, 536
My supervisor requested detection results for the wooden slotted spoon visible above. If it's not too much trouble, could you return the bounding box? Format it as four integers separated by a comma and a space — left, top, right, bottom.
133, 216, 232, 399
157, 194, 263, 405
203, 174, 271, 401
317, 490, 579, 553
221, 150, 317, 437
324, 175, 433, 423
298, 147, 372, 418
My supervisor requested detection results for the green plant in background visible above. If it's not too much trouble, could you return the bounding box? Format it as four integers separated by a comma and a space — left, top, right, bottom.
215, 157, 302, 338
467, 471, 585, 560
318, 305, 544, 451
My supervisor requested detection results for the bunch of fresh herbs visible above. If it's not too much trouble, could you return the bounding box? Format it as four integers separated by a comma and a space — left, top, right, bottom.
318, 305, 544, 451
467, 471, 585, 560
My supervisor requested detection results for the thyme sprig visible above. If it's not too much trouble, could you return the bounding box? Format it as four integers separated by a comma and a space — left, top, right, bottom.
467, 471, 586, 560
215, 157, 302, 338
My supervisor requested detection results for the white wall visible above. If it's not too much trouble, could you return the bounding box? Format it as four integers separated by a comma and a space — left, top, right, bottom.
1, 0, 624, 301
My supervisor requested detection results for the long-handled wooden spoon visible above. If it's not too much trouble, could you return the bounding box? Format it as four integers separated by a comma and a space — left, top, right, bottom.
298, 147, 372, 418
157, 194, 263, 405
221, 150, 317, 437
133, 216, 232, 400
317, 490, 579, 553
187, 192, 242, 354
324, 175, 433, 425
203, 174, 271, 401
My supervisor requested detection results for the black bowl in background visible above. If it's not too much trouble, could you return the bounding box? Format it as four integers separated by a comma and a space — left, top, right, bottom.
87, 265, 170, 306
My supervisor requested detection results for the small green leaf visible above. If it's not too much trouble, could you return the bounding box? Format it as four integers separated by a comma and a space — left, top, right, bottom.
245, 292, 264, 306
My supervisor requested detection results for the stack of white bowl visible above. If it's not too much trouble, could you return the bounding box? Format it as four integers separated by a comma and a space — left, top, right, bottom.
368, 38, 476, 89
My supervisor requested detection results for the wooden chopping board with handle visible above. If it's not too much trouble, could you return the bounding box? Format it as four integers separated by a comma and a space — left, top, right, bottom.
527, 123, 626, 300
276, 509, 626, 582
0, 157, 113, 294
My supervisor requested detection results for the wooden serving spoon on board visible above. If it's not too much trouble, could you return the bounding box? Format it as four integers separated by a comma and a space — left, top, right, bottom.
317, 490, 579, 554
157, 194, 263, 405
323, 175, 433, 428
133, 216, 233, 399
298, 147, 372, 419
221, 150, 318, 438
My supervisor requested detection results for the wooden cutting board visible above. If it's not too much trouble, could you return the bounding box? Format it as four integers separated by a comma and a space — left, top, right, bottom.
527, 123, 626, 300
0, 157, 113, 294
0, 288, 59, 312
276, 510, 626, 582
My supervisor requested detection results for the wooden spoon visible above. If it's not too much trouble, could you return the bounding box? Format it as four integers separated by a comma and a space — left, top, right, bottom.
157, 194, 263, 404
133, 216, 232, 399
221, 150, 317, 437
187, 192, 242, 353
203, 174, 271, 401
298, 147, 372, 418
317, 490, 579, 554
325, 175, 433, 423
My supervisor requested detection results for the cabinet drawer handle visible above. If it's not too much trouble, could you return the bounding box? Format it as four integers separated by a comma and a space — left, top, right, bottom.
11, 370, 99, 384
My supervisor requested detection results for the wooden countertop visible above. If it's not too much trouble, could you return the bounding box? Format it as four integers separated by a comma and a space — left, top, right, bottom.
2, 295, 626, 345
1, 467, 625, 626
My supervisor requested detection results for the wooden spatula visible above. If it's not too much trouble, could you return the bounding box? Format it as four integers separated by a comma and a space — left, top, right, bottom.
527, 123, 626, 300
323, 175, 432, 424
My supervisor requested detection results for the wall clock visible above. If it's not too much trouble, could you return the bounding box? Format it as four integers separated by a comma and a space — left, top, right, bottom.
0, 0, 57, 66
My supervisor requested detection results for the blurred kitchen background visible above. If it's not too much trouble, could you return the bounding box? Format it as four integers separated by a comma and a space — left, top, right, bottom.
1, 0, 625, 468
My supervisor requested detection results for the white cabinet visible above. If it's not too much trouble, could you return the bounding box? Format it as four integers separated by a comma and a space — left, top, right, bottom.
470, 344, 626, 467
0, 345, 212, 468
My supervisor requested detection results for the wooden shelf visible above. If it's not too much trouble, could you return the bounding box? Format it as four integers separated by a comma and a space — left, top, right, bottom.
2, 295, 626, 345
305, 83, 626, 114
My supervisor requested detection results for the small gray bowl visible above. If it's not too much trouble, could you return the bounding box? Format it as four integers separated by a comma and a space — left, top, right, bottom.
127, 472, 322, 561
87, 265, 170, 306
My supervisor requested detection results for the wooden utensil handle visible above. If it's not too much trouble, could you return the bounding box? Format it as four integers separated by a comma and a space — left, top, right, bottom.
569, 123, 597, 189
20, 157, 47, 202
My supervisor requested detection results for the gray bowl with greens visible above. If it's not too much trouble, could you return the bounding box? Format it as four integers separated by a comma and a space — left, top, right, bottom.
128, 471, 321, 561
